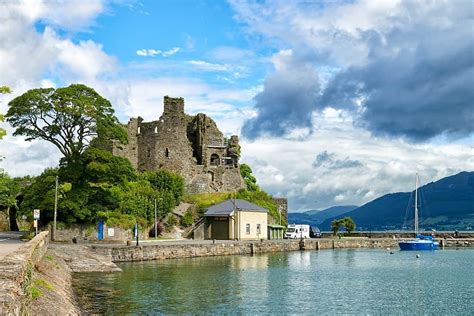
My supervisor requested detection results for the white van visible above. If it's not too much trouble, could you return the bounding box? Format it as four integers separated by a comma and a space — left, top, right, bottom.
284, 224, 310, 239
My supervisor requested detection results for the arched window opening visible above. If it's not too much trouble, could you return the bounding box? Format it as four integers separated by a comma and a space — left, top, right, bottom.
165, 148, 169, 158
210, 154, 220, 166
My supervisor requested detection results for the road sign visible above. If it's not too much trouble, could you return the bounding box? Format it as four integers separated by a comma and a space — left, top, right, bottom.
33, 209, 40, 220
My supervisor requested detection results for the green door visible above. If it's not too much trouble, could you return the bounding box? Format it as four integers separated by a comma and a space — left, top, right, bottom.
211, 219, 229, 240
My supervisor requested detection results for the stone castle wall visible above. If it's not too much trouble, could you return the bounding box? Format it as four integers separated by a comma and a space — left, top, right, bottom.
110, 96, 245, 194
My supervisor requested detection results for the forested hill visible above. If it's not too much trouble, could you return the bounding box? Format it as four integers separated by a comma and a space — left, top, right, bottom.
319, 171, 474, 231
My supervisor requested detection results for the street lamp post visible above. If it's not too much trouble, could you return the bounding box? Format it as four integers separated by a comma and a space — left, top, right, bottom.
154, 198, 157, 239
53, 175, 58, 241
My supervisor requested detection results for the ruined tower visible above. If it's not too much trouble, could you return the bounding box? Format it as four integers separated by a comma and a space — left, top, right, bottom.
110, 96, 246, 194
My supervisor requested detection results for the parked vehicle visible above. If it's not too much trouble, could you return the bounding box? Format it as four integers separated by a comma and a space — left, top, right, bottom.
284, 224, 310, 239
310, 226, 322, 238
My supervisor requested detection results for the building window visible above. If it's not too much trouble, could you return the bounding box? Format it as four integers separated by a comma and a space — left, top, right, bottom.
154, 126, 158, 133
165, 148, 169, 158
210, 154, 219, 166
147, 148, 151, 157
246, 224, 250, 234
257, 224, 261, 234
137, 127, 141, 134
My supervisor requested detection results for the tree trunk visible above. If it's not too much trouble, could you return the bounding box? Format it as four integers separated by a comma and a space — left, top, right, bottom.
8, 206, 19, 231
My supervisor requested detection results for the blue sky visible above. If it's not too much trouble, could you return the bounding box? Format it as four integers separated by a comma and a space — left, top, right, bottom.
0, 0, 472, 211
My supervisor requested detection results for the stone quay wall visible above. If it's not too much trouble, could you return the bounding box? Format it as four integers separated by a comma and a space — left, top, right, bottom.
91, 238, 402, 262
0, 231, 49, 315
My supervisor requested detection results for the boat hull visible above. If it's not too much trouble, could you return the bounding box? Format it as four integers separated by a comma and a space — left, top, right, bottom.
399, 240, 439, 251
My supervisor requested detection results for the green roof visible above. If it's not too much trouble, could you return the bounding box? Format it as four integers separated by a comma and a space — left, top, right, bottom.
268, 224, 286, 228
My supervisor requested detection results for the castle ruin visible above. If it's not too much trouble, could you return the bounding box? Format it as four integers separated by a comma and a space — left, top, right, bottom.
110, 96, 246, 194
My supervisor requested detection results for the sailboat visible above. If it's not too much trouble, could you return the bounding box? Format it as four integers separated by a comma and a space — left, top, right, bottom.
398, 174, 439, 251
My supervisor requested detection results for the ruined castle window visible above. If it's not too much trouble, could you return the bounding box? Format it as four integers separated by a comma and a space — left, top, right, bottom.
147, 148, 151, 157
165, 148, 169, 158
210, 154, 220, 166
208, 171, 214, 182
154, 126, 157, 133
137, 127, 140, 134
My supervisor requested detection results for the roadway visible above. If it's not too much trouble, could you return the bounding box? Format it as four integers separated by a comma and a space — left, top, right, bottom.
0, 231, 25, 260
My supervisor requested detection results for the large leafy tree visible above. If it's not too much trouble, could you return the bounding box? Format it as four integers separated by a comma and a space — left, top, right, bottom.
0, 172, 20, 230
6, 84, 126, 164
0, 86, 12, 140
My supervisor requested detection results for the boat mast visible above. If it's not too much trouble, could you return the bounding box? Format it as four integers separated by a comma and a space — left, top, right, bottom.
414, 173, 419, 235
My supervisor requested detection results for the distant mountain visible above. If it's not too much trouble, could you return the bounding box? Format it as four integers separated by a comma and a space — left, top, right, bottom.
319, 171, 474, 231
288, 205, 358, 226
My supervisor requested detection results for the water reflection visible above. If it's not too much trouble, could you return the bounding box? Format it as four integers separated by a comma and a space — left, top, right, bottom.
73, 249, 474, 315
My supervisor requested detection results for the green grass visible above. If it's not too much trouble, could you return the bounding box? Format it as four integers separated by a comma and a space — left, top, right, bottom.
29, 286, 43, 300
183, 192, 233, 211
34, 278, 54, 291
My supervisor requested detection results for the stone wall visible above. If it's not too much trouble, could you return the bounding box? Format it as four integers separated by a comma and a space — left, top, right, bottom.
0, 231, 49, 315
52, 225, 146, 243
108, 96, 245, 194
90, 238, 404, 262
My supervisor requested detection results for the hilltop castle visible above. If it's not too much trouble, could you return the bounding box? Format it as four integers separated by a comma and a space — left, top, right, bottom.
109, 96, 245, 194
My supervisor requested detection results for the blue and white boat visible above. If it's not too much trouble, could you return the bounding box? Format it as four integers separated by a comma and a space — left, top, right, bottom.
399, 174, 439, 251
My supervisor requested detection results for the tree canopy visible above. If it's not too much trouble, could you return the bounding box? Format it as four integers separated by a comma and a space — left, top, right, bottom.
19, 147, 185, 228
0, 85, 11, 140
331, 217, 356, 235
240, 163, 259, 192
6, 84, 127, 163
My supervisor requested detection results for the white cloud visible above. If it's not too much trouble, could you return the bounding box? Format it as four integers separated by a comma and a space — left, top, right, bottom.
12, 0, 105, 30
240, 112, 474, 211
0, 0, 116, 175
137, 49, 160, 57
187, 60, 231, 72
136, 47, 180, 57
1, 0, 472, 215
162, 47, 180, 57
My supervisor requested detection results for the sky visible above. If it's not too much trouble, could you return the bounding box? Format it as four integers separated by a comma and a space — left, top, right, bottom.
0, 0, 473, 212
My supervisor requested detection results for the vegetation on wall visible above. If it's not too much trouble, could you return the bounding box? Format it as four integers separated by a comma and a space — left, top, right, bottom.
18, 147, 185, 229
240, 164, 259, 192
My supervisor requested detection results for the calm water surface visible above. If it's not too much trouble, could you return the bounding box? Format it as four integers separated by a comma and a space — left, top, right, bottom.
73, 249, 474, 314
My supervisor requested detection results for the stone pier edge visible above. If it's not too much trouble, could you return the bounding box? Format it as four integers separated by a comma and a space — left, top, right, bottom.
0, 231, 49, 315
90, 238, 474, 263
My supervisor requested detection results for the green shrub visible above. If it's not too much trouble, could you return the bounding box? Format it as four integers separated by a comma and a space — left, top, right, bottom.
97, 211, 137, 230
183, 192, 232, 215
166, 214, 178, 228
29, 286, 43, 300
180, 210, 195, 227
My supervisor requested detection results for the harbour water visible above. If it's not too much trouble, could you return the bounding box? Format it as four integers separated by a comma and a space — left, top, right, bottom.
73, 249, 474, 314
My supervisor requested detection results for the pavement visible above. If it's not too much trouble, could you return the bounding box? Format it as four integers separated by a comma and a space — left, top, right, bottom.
0, 231, 25, 260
